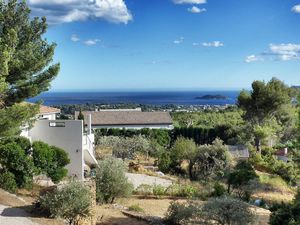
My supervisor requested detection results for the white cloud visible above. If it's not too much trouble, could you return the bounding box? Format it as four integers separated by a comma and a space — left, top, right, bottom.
188, 6, 206, 13
245, 43, 300, 62
83, 39, 101, 46
269, 43, 300, 61
192, 42, 200, 46
71, 34, 80, 42
173, 0, 206, 4
292, 4, 300, 13
245, 55, 263, 63
202, 41, 224, 47
27, 0, 132, 24
174, 37, 184, 44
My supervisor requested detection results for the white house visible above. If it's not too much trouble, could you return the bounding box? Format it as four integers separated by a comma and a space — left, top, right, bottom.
227, 145, 250, 161
75, 110, 174, 130
21, 105, 97, 180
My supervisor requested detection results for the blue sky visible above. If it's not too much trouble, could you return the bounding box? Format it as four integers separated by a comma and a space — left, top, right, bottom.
28, 0, 300, 91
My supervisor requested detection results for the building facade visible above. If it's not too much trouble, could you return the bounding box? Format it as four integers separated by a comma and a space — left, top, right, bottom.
21, 105, 97, 180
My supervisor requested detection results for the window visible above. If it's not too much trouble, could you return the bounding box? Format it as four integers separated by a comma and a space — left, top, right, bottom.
49, 122, 65, 127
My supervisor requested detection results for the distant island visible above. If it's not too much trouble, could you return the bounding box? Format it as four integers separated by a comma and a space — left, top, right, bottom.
195, 94, 228, 100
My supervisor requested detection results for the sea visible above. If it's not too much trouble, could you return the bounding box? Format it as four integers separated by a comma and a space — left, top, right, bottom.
27, 91, 240, 106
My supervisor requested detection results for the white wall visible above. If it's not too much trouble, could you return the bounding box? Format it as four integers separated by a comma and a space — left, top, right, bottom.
29, 120, 84, 180
92, 124, 174, 130
38, 113, 57, 120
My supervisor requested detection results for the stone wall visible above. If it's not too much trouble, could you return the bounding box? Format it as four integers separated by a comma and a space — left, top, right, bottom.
78, 179, 97, 225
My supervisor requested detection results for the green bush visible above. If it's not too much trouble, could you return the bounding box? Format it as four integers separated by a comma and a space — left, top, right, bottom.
96, 157, 133, 203
227, 161, 257, 200
39, 182, 92, 225
269, 188, 300, 225
165, 184, 181, 197
157, 152, 171, 173
211, 182, 227, 197
128, 204, 145, 213
0, 171, 17, 193
164, 201, 199, 225
32, 141, 70, 183
165, 184, 198, 198
165, 197, 257, 225
178, 185, 197, 198
201, 196, 257, 225
135, 184, 153, 196
12, 137, 31, 154
153, 185, 166, 197
0, 142, 34, 188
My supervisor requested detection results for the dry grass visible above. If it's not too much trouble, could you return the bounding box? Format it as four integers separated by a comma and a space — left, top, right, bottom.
253, 171, 296, 203
96, 204, 148, 225
117, 198, 186, 217
117, 197, 271, 225
0, 188, 64, 225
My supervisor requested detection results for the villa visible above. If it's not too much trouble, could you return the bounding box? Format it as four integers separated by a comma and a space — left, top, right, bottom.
75, 109, 174, 130
21, 105, 97, 180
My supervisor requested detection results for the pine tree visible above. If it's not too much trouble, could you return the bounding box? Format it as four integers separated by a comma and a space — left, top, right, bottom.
0, 0, 60, 136
78, 109, 85, 121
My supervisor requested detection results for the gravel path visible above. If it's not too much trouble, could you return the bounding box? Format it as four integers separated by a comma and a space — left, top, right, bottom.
126, 173, 173, 189
0, 204, 42, 225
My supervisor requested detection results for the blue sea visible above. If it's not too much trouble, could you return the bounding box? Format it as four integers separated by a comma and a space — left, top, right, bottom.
28, 91, 240, 106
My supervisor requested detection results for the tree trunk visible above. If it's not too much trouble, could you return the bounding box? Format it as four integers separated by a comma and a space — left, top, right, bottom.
255, 137, 261, 154
188, 161, 195, 181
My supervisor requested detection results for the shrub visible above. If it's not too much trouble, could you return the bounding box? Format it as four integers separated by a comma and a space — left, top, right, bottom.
189, 139, 232, 181
153, 185, 166, 197
227, 161, 258, 200
201, 196, 257, 225
0, 142, 34, 188
165, 184, 181, 197
128, 204, 145, 213
164, 201, 200, 225
211, 182, 227, 197
165, 184, 199, 198
178, 185, 197, 198
96, 157, 133, 203
165, 197, 257, 225
12, 137, 31, 154
32, 141, 70, 183
135, 184, 153, 196
269, 188, 300, 225
157, 152, 172, 173
39, 182, 92, 225
0, 171, 17, 193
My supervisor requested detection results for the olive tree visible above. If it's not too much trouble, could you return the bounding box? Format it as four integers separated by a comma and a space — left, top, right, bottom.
189, 139, 232, 181
96, 157, 133, 203
39, 181, 92, 225
165, 197, 257, 225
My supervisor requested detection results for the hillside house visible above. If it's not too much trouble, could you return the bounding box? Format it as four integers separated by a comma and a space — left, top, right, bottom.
275, 148, 289, 163
21, 105, 97, 180
228, 145, 250, 160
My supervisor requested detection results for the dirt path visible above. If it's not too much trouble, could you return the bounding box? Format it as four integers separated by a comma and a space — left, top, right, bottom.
126, 173, 172, 189
0, 204, 42, 225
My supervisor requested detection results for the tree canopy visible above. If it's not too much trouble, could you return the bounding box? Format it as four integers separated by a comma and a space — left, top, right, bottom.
0, 0, 59, 136
238, 78, 294, 152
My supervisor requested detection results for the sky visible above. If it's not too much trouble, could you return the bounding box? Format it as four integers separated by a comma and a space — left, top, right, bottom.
27, 0, 300, 91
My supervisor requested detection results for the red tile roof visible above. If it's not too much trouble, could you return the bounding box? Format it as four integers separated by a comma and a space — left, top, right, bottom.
39, 105, 61, 115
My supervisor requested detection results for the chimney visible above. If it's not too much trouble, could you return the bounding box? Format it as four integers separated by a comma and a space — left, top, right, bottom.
88, 114, 92, 135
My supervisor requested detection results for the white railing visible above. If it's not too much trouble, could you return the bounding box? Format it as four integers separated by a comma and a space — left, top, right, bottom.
83, 134, 95, 157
